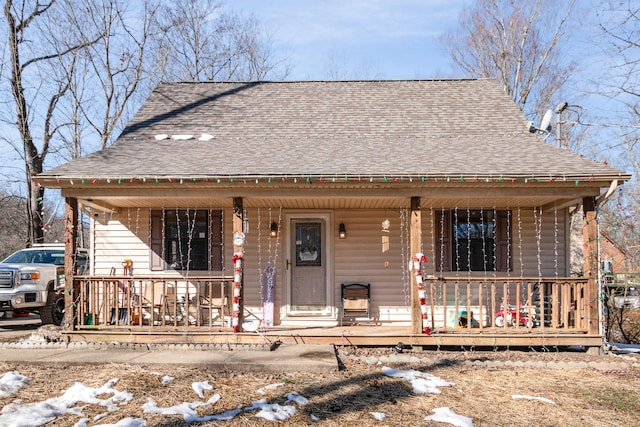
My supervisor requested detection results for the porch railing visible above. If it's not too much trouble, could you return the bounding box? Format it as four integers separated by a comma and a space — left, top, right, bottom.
74, 275, 234, 328
72, 275, 591, 333
424, 277, 590, 333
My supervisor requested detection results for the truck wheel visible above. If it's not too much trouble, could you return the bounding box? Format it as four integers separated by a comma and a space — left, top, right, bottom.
40, 293, 65, 325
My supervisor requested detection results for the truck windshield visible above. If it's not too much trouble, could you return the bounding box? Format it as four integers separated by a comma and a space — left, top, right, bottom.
2, 250, 65, 265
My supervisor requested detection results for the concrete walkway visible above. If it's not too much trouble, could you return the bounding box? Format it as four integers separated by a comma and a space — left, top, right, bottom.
0, 342, 339, 373
1, 339, 638, 373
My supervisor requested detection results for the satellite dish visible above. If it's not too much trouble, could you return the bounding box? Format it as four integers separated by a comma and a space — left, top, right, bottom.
539, 109, 553, 133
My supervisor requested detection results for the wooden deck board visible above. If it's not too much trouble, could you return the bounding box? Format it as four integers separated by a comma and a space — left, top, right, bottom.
64, 324, 602, 349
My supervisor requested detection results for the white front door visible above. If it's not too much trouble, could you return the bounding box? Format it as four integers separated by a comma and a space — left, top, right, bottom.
287, 214, 331, 316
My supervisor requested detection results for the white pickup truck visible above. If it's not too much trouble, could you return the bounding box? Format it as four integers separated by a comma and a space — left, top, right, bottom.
613, 288, 640, 309
0, 244, 89, 325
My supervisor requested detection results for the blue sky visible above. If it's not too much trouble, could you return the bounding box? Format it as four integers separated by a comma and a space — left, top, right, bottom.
230, 0, 468, 80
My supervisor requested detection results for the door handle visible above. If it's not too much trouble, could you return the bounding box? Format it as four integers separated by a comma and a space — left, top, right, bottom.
286, 259, 290, 270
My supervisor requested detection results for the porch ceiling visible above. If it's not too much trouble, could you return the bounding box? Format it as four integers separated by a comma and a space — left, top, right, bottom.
77, 194, 584, 211
64, 180, 605, 212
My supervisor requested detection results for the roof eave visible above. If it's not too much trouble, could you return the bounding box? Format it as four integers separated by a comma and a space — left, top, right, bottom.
34, 172, 633, 189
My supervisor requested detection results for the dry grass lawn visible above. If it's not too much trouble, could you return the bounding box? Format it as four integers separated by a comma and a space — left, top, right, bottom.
1, 348, 639, 426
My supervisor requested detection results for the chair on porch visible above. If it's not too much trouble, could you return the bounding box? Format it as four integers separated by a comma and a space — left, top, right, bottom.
141, 282, 167, 325
340, 283, 371, 325
198, 281, 227, 326
162, 285, 184, 325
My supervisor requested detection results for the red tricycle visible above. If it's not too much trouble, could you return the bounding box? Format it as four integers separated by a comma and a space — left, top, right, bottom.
495, 301, 536, 328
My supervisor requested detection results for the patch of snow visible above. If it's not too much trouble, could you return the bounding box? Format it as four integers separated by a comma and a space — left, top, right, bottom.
0, 371, 30, 398
424, 407, 474, 427
257, 382, 287, 394
207, 407, 244, 421
191, 380, 213, 398
286, 392, 308, 405
18, 334, 47, 344
93, 417, 147, 427
370, 411, 387, 421
244, 399, 298, 421
141, 394, 221, 422
0, 378, 132, 426
382, 366, 454, 394
512, 395, 556, 405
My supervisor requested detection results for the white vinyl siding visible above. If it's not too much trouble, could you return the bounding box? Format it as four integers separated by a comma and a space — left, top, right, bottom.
92, 208, 234, 276
92, 209, 153, 275
90, 205, 569, 325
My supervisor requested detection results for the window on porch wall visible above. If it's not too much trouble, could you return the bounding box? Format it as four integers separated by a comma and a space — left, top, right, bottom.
149, 210, 223, 271
435, 210, 512, 272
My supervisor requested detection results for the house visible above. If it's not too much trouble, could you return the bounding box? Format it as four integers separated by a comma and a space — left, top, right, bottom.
599, 231, 628, 278
35, 79, 632, 350
598, 232, 640, 309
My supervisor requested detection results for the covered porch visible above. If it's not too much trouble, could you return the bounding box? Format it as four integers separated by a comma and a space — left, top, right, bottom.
52, 177, 606, 350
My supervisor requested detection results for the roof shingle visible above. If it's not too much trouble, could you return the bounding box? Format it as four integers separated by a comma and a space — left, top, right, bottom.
40, 79, 628, 180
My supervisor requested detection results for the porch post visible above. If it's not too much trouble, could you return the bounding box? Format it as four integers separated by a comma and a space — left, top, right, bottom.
233, 197, 245, 331
582, 196, 599, 335
63, 197, 78, 329
410, 196, 422, 334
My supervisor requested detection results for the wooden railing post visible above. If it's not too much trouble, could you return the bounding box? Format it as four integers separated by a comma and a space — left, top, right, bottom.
583, 197, 600, 335
410, 196, 423, 334
233, 197, 245, 332
63, 197, 78, 329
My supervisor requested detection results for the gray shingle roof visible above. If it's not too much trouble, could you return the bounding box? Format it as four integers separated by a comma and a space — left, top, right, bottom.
40, 79, 628, 181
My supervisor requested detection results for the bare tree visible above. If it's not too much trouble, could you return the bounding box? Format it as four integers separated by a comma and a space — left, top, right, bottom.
595, 0, 640, 272
65, 0, 161, 150
323, 49, 382, 81
2, 0, 102, 246
443, 0, 595, 290
442, 0, 578, 123
597, 1, 640, 181
156, 0, 289, 82
0, 190, 27, 257
1, 0, 288, 246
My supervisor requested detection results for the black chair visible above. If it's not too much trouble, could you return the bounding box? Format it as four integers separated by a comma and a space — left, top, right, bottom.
340, 283, 370, 325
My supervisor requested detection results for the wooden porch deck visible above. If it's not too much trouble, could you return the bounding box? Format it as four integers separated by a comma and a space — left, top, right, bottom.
63, 324, 602, 349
